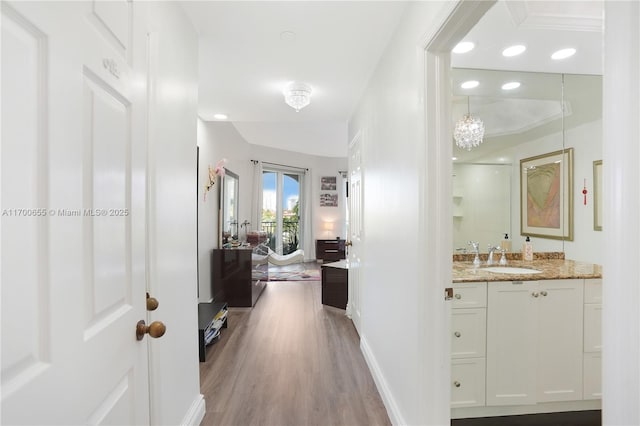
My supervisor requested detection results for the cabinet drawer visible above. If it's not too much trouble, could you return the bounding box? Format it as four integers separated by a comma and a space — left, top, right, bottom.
452, 308, 487, 358
583, 352, 602, 400
452, 282, 486, 308
584, 279, 602, 304
451, 358, 486, 408
584, 303, 602, 352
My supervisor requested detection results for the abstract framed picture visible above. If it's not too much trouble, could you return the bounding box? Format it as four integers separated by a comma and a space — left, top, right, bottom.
520, 148, 574, 240
321, 176, 337, 191
593, 160, 603, 231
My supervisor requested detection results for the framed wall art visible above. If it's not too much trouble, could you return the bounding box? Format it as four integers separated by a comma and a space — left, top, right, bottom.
520, 148, 574, 240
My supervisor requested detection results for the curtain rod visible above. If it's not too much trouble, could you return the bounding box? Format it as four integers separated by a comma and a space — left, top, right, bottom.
251, 159, 308, 171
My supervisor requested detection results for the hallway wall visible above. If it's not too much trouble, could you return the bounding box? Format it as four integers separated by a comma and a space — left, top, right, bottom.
147, 3, 203, 425
348, 2, 457, 424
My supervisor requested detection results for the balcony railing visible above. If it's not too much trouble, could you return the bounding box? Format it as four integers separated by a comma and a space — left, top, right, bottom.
260, 219, 300, 255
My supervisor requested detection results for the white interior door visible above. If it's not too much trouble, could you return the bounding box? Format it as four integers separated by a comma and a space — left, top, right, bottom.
347, 131, 363, 335
1, 1, 150, 424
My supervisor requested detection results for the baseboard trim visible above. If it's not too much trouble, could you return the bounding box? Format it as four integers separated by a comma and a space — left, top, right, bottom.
360, 336, 406, 426
452, 399, 602, 419
180, 394, 206, 426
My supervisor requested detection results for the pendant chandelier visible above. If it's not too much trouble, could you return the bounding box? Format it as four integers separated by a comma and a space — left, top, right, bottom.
283, 82, 312, 112
454, 97, 485, 151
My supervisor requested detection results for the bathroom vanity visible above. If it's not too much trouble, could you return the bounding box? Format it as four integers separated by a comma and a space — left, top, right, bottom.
450, 257, 602, 419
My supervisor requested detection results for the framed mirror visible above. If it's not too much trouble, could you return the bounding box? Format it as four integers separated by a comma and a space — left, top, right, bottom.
219, 169, 239, 246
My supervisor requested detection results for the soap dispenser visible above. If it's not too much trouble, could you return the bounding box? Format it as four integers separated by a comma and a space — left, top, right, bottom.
522, 236, 533, 261
501, 233, 512, 252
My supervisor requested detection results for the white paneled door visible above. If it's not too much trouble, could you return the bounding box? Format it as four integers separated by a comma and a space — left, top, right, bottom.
347, 131, 363, 335
1, 1, 151, 424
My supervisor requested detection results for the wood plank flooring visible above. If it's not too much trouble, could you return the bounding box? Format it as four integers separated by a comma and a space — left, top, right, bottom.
199, 279, 391, 426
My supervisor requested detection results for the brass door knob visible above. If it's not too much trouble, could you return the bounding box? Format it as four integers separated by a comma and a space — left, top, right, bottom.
136, 320, 166, 341
345, 241, 353, 247
146, 292, 159, 311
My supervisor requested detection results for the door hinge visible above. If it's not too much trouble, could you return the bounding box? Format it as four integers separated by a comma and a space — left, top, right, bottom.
445, 287, 453, 301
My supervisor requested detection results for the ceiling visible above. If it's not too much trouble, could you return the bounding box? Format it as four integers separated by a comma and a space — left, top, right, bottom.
181, 1, 603, 158
180, 1, 408, 157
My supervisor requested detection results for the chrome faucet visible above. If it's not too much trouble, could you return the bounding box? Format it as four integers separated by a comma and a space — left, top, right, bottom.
468, 241, 480, 267
487, 245, 501, 265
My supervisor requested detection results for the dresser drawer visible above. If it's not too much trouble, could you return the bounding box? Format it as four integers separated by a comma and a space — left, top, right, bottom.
452, 308, 487, 358
451, 358, 486, 408
452, 282, 487, 308
316, 239, 346, 261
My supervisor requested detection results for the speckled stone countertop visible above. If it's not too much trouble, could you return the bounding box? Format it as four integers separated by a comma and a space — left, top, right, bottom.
453, 258, 602, 283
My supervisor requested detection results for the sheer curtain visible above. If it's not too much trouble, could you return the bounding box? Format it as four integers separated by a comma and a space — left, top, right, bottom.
301, 169, 315, 261
251, 160, 263, 234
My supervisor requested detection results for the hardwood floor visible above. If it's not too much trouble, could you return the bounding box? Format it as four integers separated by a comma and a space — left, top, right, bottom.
199, 279, 391, 426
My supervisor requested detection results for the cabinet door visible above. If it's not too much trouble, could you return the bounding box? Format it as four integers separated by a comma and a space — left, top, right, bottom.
584, 303, 602, 353
487, 281, 538, 406
583, 352, 602, 400
451, 358, 486, 408
537, 279, 584, 402
452, 308, 486, 359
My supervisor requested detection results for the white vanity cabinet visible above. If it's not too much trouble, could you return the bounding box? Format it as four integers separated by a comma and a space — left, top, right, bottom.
583, 278, 602, 399
451, 282, 487, 408
486, 279, 584, 406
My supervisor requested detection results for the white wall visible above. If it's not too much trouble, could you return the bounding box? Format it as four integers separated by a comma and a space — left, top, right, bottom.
197, 119, 347, 302
147, 3, 203, 425
452, 164, 512, 251
347, 2, 456, 424
506, 119, 603, 263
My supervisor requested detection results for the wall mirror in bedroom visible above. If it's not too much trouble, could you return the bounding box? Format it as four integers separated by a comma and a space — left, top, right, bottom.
219, 169, 239, 246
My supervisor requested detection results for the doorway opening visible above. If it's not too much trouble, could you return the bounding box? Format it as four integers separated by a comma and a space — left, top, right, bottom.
261, 168, 302, 255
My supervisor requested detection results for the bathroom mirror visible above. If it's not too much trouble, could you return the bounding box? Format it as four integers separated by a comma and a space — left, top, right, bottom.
220, 169, 239, 245
452, 69, 602, 258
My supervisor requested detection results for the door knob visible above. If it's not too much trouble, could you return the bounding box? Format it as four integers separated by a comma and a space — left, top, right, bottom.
454, 381, 461, 388
136, 320, 166, 341
454, 331, 461, 338
345, 241, 352, 247
146, 292, 159, 311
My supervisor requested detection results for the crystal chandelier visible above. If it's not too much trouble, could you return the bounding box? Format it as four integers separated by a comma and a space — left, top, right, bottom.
454, 97, 485, 151
283, 82, 312, 112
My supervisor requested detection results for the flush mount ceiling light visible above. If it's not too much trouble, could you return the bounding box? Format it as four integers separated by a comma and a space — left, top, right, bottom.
501, 81, 521, 90
283, 82, 312, 112
213, 113, 228, 120
502, 44, 526, 57
452, 41, 475, 54
454, 96, 485, 151
551, 48, 576, 60
460, 80, 479, 89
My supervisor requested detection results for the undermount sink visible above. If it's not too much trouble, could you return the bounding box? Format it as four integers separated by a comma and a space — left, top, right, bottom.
482, 266, 542, 274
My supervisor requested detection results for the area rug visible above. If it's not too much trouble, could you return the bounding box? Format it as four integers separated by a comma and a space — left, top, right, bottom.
266, 263, 321, 281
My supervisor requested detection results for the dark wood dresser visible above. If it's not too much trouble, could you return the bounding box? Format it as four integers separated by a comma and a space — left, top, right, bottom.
316, 239, 346, 262
212, 248, 266, 307
321, 261, 348, 309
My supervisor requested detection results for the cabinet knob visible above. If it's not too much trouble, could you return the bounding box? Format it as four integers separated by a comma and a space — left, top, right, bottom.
455, 294, 462, 300
532, 292, 539, 298
454, 381, 461, 388
454, 331, 461, 338
540, 291, 548, 297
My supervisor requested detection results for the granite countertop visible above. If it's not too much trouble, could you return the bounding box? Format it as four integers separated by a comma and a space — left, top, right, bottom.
453, 259, 602, 283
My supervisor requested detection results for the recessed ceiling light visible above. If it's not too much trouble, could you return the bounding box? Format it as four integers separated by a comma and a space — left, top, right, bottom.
460, 80, 479, 89
502, 45, 526, 57
501, 81, 521, 90
213, 114, 228, 120
551, 48, 576, 60
452, 157, 458, 161
280, 31, 297, 42
452, 41, 475, 54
